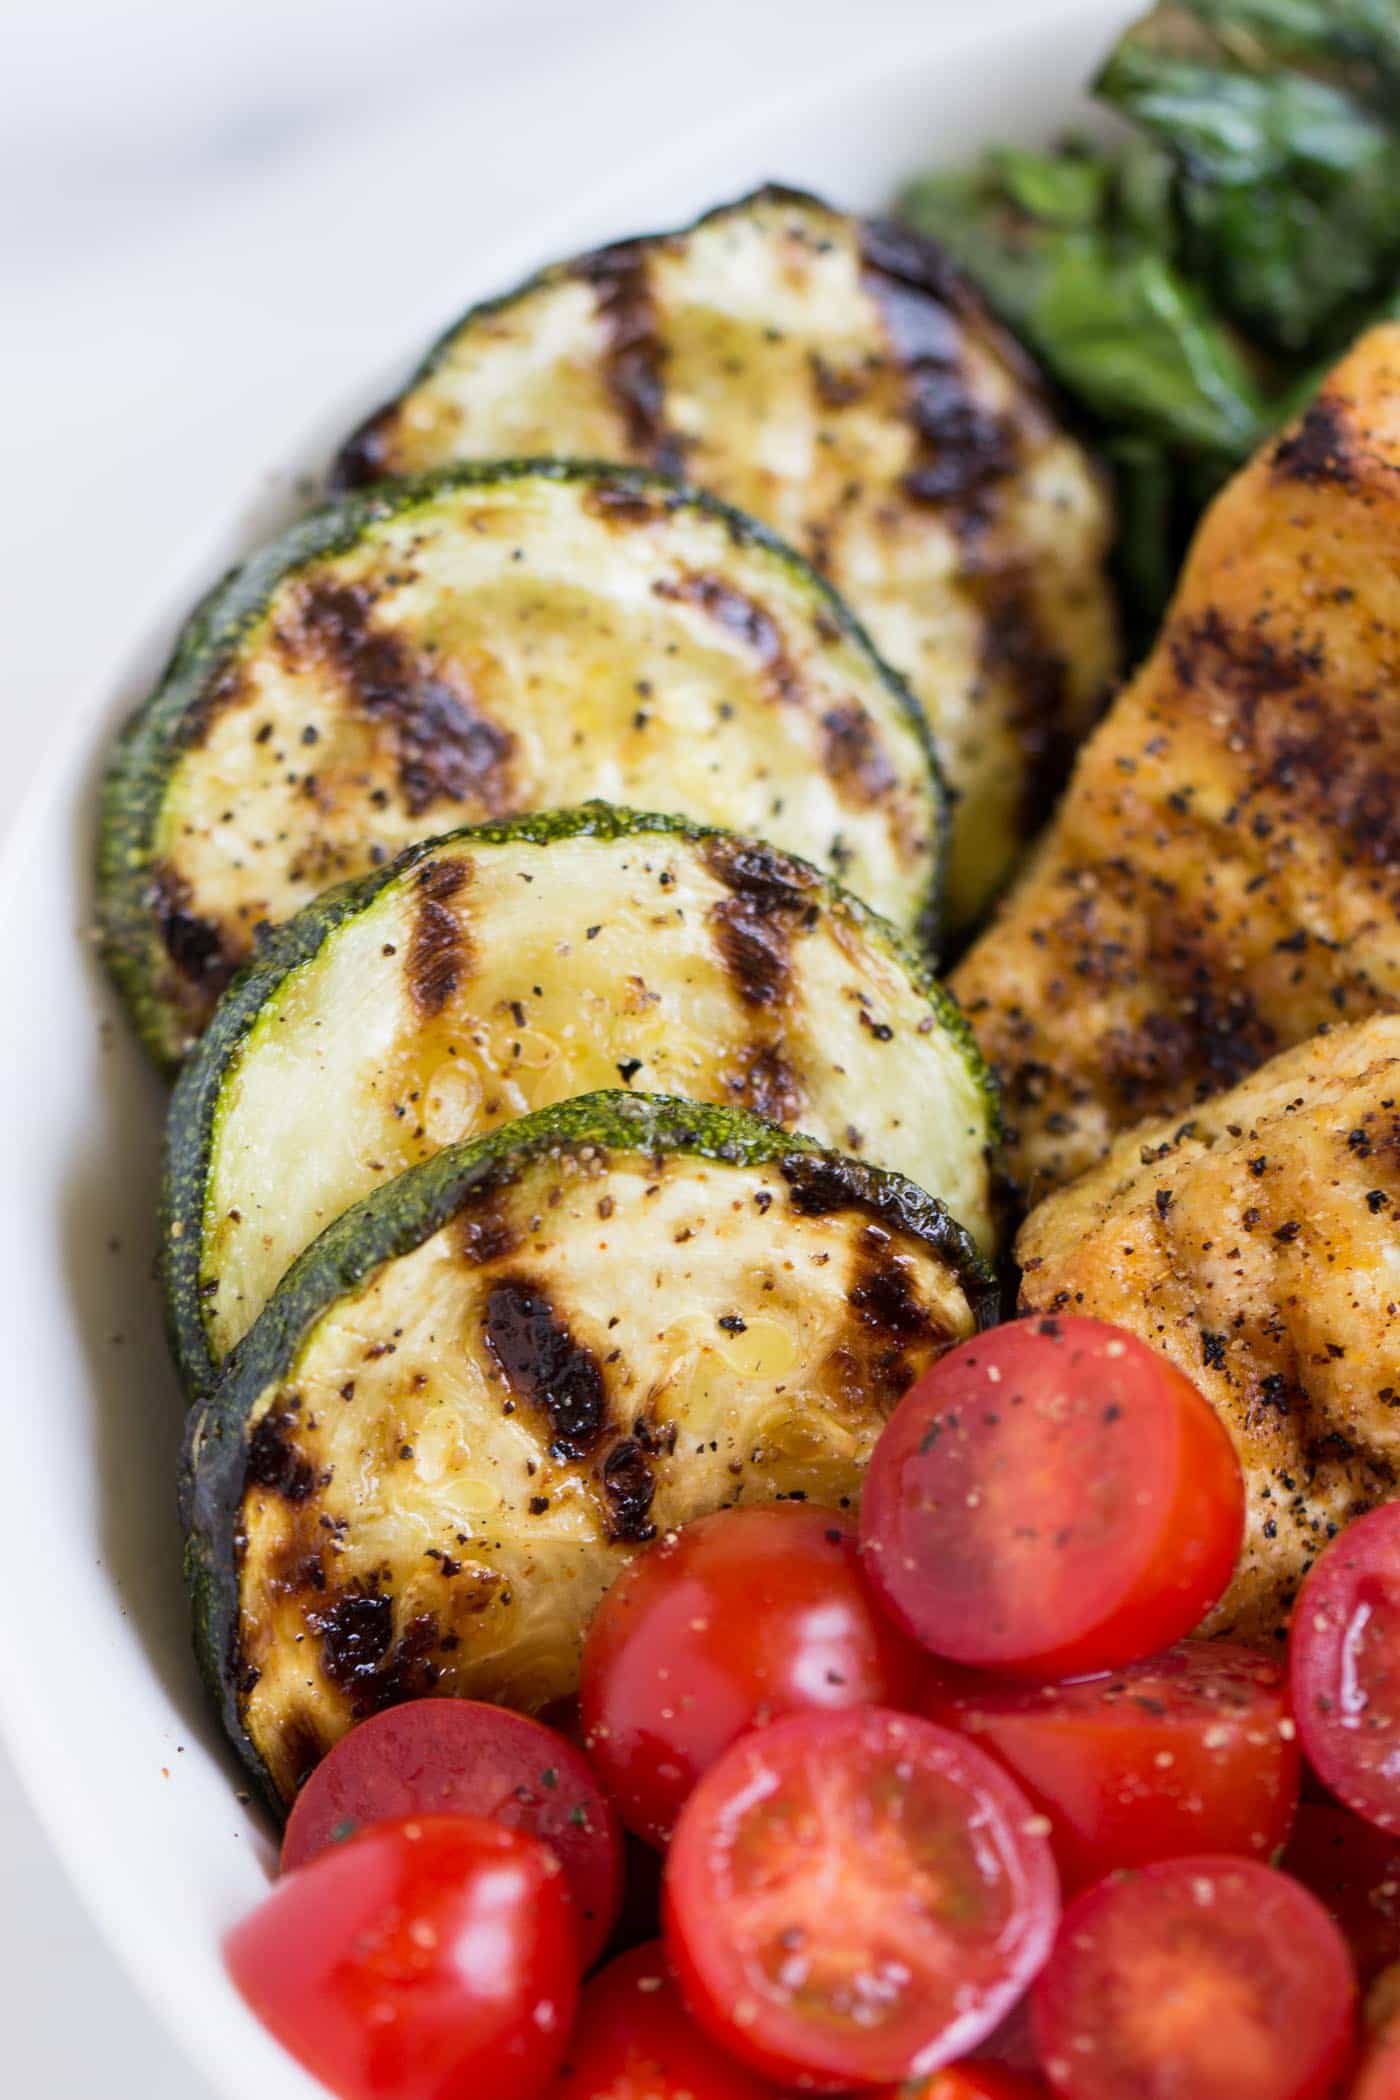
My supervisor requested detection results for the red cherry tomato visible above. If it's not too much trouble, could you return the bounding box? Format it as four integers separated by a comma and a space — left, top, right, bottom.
1283, 1800, 1400, 1986
1355, 1968, 1400, 2100
227, 1814, 578, 2100
663, 1706, 1060, 2090
280, 1699, 623, 1969
882, 2069, 1046, 2100
926, 1640, 1299, 1894
860, 1317, 1244, 1680
554, 1941, 778, 2100
1291, 1503, 1400, 1835
1030, 1855, 1357, 2100
581, 1505, 927, 1846
1356, 2027, 1400, 2100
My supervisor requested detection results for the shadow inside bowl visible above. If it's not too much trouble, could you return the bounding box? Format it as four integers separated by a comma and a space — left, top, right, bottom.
42, 361, 384, 1879
61, 697, 276, 1853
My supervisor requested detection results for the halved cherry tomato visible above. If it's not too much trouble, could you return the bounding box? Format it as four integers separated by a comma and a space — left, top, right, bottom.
1291, 1503, 1400, 1835
860, 1317, 1243, 1680
663, 1707, 1060, 2090
1283, 1800, 1400, 1985
227, 1814, 577, 2100
280, 1698, 623, 1968
926, 1640, 1299, 1894
1030, 1855, 1357, 2100
554, 1941, 778, 2100
581, 1505, 926, 1846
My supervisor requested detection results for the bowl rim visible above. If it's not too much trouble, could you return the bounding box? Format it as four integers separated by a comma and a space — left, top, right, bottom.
0, 6, 1119, 2094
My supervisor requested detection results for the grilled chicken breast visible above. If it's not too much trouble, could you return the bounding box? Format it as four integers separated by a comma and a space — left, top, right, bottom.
1017, 1015, 1400, 1644
954, 325, 1400, 1206
334, 188, 1119, 928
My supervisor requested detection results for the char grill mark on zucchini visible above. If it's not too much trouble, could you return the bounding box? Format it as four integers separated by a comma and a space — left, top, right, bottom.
705, 834, 815, 1010
573, 242, 685, 474
409, 857, 473, 1015
149, 862, 238, 1013
182, 1091, 995, 1809
164, 807, 996, 1393
284, 581, 518, 818
333, 185, 1119, 928
98, 459, 943, 1068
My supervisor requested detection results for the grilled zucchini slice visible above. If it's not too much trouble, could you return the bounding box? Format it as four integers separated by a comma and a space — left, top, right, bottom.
99, 459, 943, 1068
334, 185, 1119, 928
182, 1090, 994, 1809
165, 807, 995, 1394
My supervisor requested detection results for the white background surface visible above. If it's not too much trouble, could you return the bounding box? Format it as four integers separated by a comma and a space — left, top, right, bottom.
0, 2, 1070, 2090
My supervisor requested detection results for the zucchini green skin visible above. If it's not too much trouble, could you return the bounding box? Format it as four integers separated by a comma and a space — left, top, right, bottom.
98, 457, 947, 1071
162, 802, 998, 1401
181, 1089, 997, 1812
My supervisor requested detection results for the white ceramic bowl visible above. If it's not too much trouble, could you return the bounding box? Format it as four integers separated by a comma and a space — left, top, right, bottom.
0, 6, 1120, 2093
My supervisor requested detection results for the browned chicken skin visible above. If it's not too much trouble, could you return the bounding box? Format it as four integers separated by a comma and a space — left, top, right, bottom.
1017, 1016, 1400, 1645
954, 326, 1400, 1208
